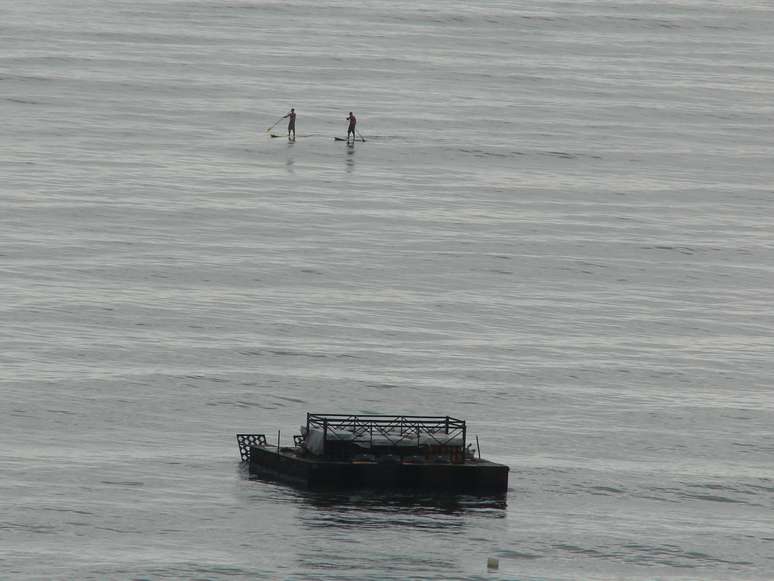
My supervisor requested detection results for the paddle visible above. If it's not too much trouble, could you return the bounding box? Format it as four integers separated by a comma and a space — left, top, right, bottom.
356, 129, 366, 143
265, 116, 284, 133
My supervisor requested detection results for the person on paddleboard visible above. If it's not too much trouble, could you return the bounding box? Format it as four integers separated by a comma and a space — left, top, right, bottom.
283, 108, 296, 139
346, 112, 357, 142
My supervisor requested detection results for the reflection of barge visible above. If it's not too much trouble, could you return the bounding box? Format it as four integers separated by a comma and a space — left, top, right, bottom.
237, 413, 509, 495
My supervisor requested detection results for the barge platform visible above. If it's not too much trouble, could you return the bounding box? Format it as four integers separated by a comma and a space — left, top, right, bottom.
237, 413, 509, 495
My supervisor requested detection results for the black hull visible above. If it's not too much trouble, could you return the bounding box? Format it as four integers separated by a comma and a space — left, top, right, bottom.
248, 446, 509, 495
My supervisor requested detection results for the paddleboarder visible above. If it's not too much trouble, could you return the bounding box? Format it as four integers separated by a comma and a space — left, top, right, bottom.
346, 112, 357, 142
283, 108, 296, 139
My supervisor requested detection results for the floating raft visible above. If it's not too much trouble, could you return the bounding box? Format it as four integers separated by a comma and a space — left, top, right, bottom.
237, 413, 509, 495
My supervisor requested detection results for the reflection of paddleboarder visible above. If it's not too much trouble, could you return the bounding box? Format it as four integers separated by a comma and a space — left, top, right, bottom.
283, 108, 296, 139
346, 112, 357, 142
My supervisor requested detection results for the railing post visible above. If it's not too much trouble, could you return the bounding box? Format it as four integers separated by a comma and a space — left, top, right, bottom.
462, 424, 467, 464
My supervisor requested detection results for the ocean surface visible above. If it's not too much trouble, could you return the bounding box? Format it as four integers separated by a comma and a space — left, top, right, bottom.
2, 0, 773, 579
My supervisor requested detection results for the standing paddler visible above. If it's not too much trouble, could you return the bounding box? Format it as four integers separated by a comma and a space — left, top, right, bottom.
283, 107, 296, 140
346, 111, 357, 143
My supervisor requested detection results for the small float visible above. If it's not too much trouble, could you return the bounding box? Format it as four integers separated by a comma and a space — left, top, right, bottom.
237, 413, 509, 495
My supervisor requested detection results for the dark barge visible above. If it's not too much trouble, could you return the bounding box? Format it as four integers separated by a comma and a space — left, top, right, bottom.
237, 413, 509, 495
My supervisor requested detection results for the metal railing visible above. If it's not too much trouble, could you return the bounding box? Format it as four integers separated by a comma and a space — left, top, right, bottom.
236, 433, 267, 462
306, 414, 467, 457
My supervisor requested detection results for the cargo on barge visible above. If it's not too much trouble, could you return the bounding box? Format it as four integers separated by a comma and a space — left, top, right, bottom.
237, 413, 509, 495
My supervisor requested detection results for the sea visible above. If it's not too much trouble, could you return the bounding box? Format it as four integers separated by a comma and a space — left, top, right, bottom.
1, 0, 773, 579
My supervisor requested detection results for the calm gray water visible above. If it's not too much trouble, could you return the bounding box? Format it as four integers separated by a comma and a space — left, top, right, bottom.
2, 0, 773, 579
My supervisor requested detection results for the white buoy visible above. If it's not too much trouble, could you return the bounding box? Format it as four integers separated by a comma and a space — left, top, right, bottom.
487, 557, 499, 570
